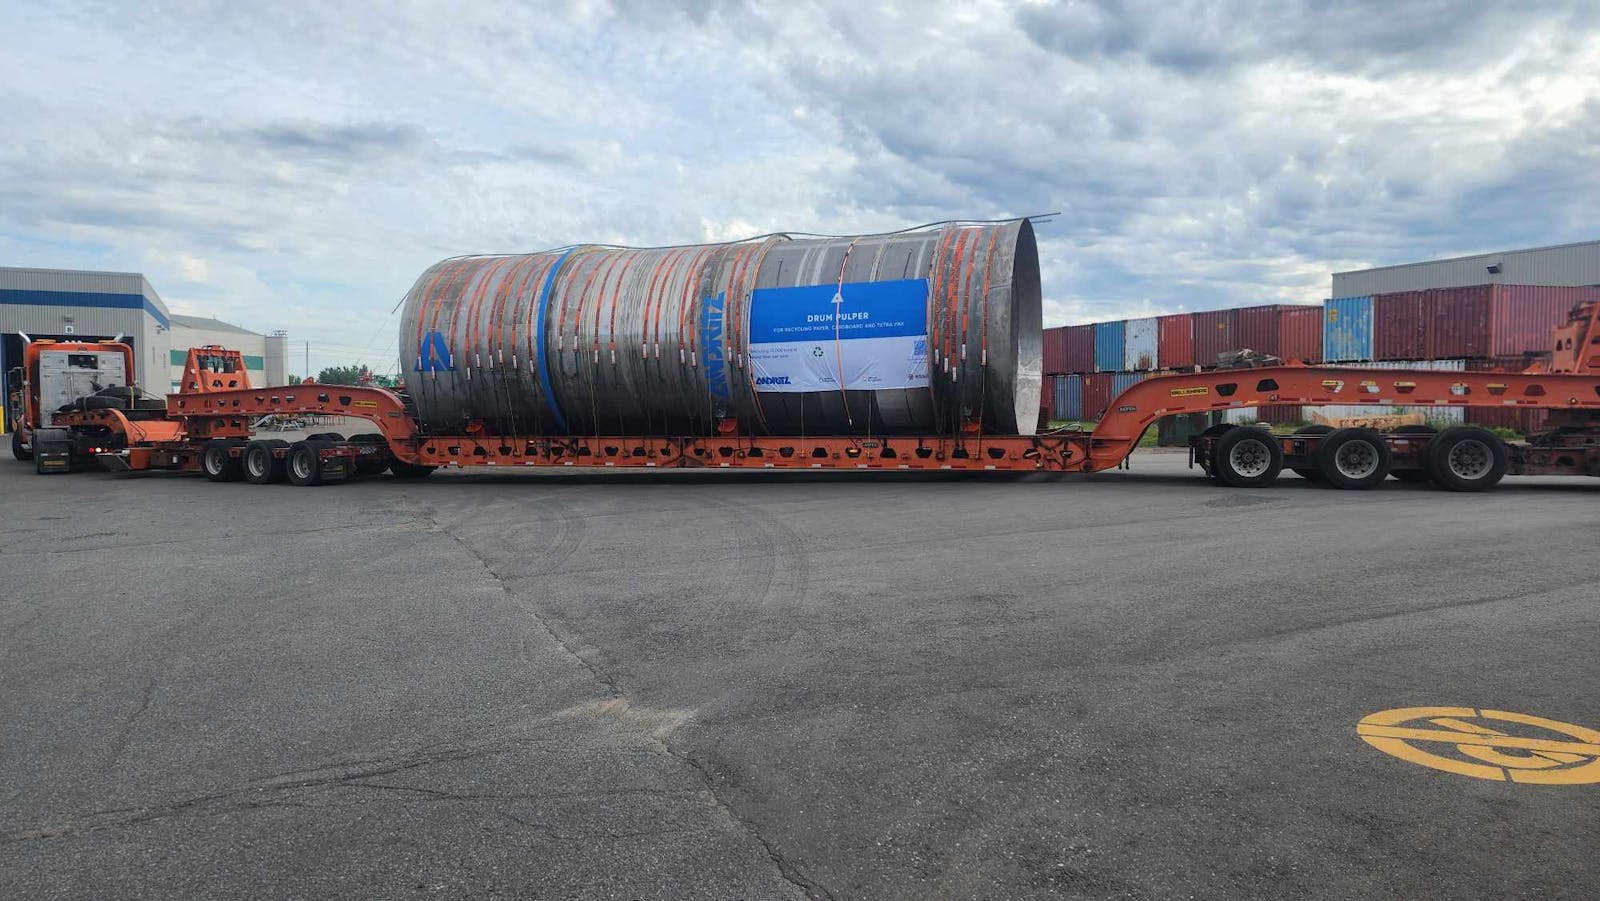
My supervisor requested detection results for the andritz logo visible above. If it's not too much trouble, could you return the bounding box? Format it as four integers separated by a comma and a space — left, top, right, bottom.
755, 375, 791, 386
417, 330, 454, 372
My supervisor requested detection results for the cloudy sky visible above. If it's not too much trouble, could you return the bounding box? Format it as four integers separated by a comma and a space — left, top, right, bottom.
3, 0, 1598, 374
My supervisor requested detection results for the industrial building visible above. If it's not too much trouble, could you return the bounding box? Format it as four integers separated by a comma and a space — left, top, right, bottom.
166, 314, 287, 392
1332, 239, 1600, 296
1, 268, 287, 419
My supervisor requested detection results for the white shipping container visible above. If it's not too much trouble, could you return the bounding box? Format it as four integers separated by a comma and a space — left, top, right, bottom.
1123, 317, 1159, 371
1301, 360, 1467, 425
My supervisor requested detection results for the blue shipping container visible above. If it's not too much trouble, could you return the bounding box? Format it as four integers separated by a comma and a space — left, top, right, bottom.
1056, 374, 1084, 420
1094, 320, 1126, 372
1323, 296, 1373, 361
1110, 371, 1147, 400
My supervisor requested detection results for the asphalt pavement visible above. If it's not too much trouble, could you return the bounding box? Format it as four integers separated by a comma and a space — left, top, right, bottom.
1, 450, 1596, 900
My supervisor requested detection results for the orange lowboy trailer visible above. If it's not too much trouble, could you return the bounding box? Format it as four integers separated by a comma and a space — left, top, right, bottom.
30, 303, 1600, 491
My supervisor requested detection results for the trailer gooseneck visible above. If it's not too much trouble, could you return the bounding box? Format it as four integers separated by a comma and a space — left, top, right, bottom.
20, 301, 1600, 492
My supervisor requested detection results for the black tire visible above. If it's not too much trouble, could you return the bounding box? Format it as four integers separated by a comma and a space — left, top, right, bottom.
1289, 426, 1332, 481
81, 395, 126, 411
1315, 428, 1391, 490
1212, 426, 1283, 488
287, 441, 327, 486
132, 398, 168, 412
243, 439, 288, 484
389, 460, 437, 480
11, 428, 30, 462
94, 386, 139, 400
1426, 426, 1507, 492
306, 432, 346, 443
348, 434, 389, 476
201, 439, 244, 482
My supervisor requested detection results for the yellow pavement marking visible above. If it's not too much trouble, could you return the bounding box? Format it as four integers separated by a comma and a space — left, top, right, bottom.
1356, 707, 1600, 785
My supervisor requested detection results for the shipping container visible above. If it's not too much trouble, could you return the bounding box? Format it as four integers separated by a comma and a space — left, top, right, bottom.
1426, 284, 1600, 359
1082, 373, 1113, 420
1192, 308, 1237, 365
1064, 324, 1095, 373
1094, 320, 1126, 372
1301, 360, 1467, 425
1040, 372, 1056, 418
1279, 304, 1323, 362
1323, 296, 1374, 362
1158, 313, 1194, 369
1110, 371, 1147, 401
1057, 374, 1084, 420
1373, 291, 1428, 360
1043, 326, 1069, 374
1123, 317, 1159, 371
1222, 405, 1301, 425
1235, 304, 1283, 358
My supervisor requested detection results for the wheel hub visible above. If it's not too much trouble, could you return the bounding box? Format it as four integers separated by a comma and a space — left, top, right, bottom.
1447, 440, 1492, 480
1335, 441, 1380, 479
1228, 438, 1271, 478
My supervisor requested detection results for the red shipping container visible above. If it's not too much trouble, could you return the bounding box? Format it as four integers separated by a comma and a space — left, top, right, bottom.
1235, 304, 1284, 357
1064, 324, 1095, 373
1257, 404, 1304, 424
1081, 373, 1112, 420
1192, 309, 1237, 366
1427, 285, 1600, 359
1040, 372, 1056, 415
1043, 327, 1069, 374
1278, 304, 1323, 363
1373, 291, 1428, 360
1157, 313, 1194, 368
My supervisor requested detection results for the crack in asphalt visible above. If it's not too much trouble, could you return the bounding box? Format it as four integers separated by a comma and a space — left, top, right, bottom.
416, 502, 835, 901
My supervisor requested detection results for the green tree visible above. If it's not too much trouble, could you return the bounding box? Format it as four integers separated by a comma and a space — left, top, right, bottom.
316, 365, 365, 385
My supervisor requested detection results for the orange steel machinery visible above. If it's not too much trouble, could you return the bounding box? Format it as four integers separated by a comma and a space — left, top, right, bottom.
24, 302, 1600, 491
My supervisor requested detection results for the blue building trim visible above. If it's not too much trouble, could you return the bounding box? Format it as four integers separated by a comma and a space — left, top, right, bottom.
0, 288, 171, 330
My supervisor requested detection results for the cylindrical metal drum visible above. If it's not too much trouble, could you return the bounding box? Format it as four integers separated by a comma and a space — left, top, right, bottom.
399, 220, 1042, 437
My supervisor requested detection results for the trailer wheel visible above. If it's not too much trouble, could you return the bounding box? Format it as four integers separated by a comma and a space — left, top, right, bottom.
1389, 425, 1437, 483
243, 440, 288, 484
1288, 425, 1332, 482
389, 460, 437, 480
287, 441, 327, 486
201, 439, 244, 482
347, 434, 390, 476
1427, 427, 1507, 492
1212, 426, 1282, 488
306, 432, 346, 443
11, 428, 30, 461
1315, 428, 1391, 490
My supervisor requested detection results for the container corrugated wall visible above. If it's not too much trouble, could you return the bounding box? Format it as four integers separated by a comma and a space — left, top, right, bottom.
1373, 291, 1427, 360
1094, 320, 1125, 372
1302, 360, 1467, 425
1040, 373, 1055, 420
1486, 286, 1600, 357
1158, 313, 1194, 368
1065, 324, 1095, 373
1109, 371, 1147, 408
1082, 373, 1112, 420
1279, 305, 1323, 362
1043, 326, 1069, 374
1192, 309, 1237, 365
1235, 304, 1282, 357
1123, 317, 1159, 370
1323, 296, 1373, 362
1056, 374, 1084, 420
